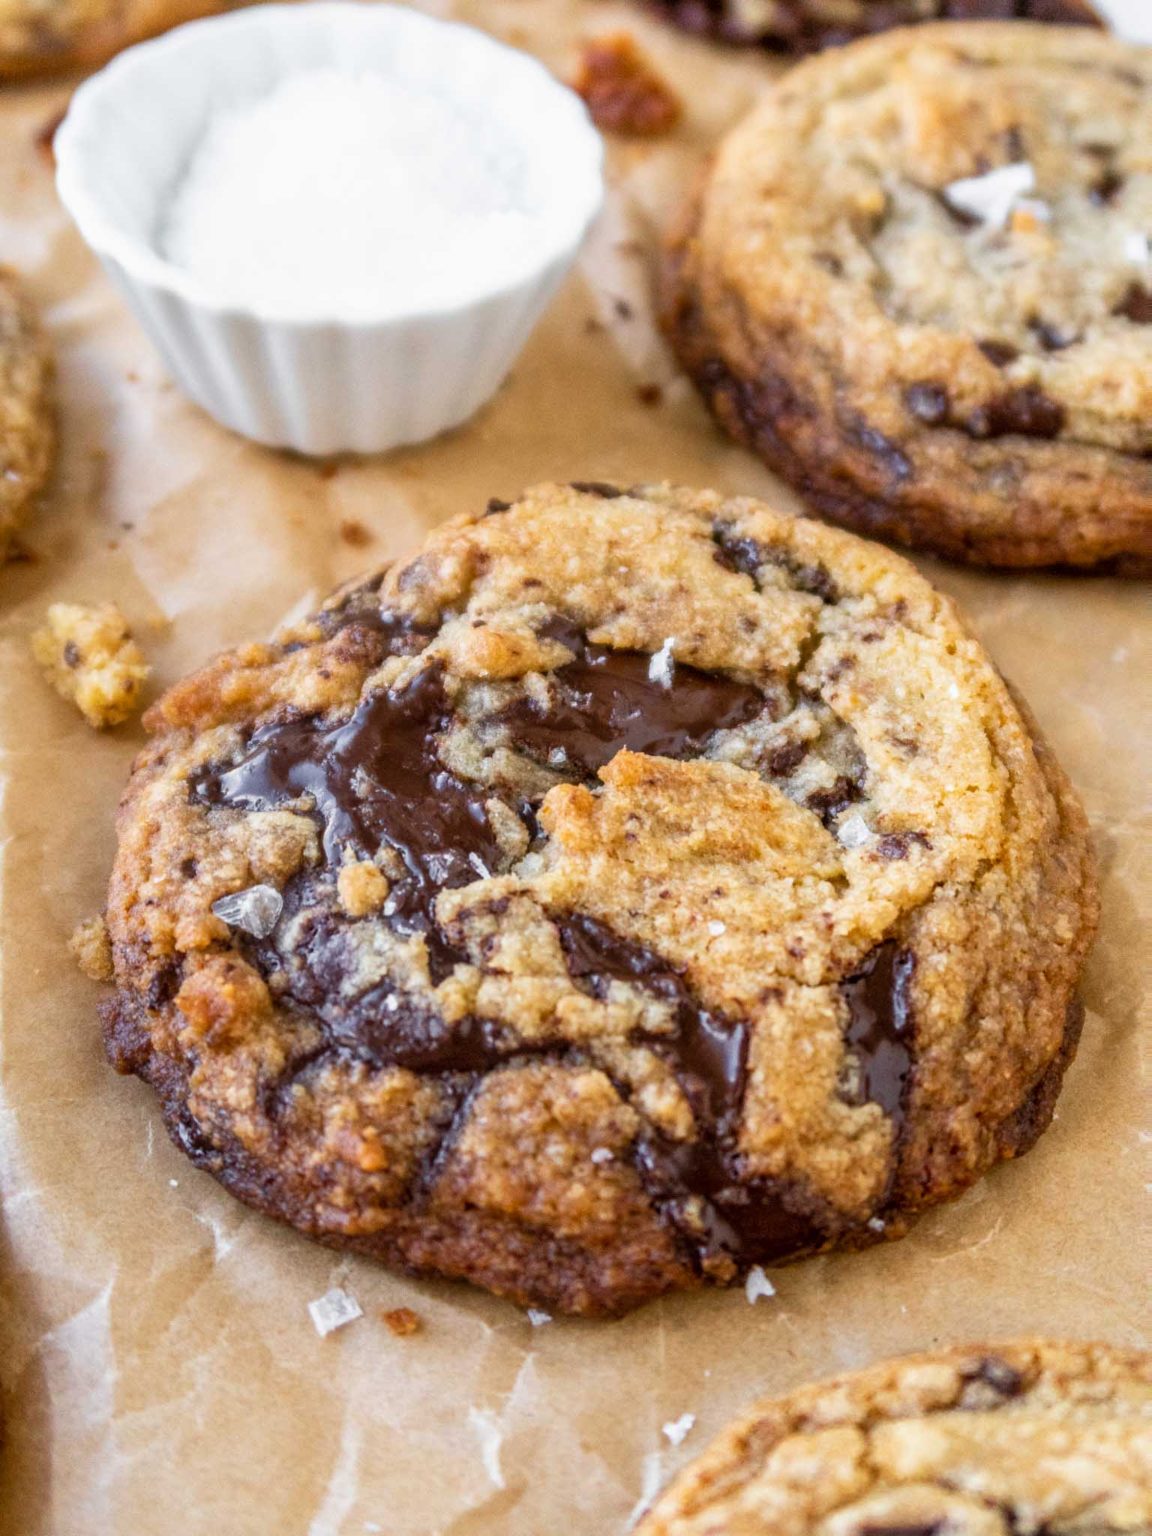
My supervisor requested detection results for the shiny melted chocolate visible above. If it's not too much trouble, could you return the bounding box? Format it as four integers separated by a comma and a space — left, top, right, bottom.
503, 618, 764, 775
842, 940, 916, 1124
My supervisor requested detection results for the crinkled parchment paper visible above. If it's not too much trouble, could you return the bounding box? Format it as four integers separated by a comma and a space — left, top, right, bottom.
0, 1, 1148, 1530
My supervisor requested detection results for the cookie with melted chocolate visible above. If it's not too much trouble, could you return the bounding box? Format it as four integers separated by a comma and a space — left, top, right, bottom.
661, 23, 1152, 573
636, 1341, 1152, 1535
645, 0, 1102, 55
99, 484, 1097, 1315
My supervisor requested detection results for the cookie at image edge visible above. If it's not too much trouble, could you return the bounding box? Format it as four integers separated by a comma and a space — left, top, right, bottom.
646, 0, 1102, 54
660, 23, 1152, 573
635, 1340, 1152, 1534
99, 484, 1097, 1315
0, 268, 53, 567
0, 0, 236, 78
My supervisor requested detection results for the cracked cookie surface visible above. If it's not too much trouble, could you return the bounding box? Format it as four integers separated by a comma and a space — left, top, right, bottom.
661, 23, 1152, 573
0, 268, 52, 566
0, 0, 234, 78
100, 484, 1097, 1315
635, 1340, 1152, 1534
646, 0, 1101, 54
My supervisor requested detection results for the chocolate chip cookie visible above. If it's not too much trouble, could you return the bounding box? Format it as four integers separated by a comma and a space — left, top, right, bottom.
661, 23, 1152, 573
0, 0, 233, 78
0, 268, 53, 567
635, 1340, 1152, 1534
99, 484, 1097, 1315
647, 0, 1102, 55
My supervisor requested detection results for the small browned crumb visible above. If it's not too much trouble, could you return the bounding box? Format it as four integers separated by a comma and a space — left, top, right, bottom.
636, 383, 664, 407
382, 1307, 422, 1337
572, 33, 682, 139
339, 517, 373, 549
336, 860, 390, 918
69, 914, 113, 981
31, 602, 151, 729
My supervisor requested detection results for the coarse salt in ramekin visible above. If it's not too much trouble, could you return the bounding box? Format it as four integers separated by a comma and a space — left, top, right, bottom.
55, 3, 604, 456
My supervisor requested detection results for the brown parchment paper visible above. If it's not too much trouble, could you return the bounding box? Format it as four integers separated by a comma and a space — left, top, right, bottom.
0, 2, 1148, 1531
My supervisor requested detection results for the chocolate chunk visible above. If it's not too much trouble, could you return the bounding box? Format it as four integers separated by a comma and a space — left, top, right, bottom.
557, 912, 822, 1268
503, 620, 764, 776
805, 777, 863, 828
977, 339, 1021, 367
963, 1356, 1027, 1400
846, 419, 913, 482
965, 388, 1065, 440
840, 941, 915, 1122
1088, 167, 1125, 206
191, 667, 505, 944
1029, 317, 1079, 352
905, 382, 950, 425
875, 830, 931, 860
712, 524, 840, 601
484, 498, 512, 516
570, 480, 627, 498
1114, 283, 1152, 323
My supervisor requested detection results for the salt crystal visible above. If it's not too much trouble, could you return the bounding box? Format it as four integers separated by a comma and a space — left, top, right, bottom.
648, 637, 676, 689
707, 920, 727, 937
211, 883, 283, 938
662, 1413, 695, 1445
161, 69, 553, 319
838, 812, 872, 849
1125, 231, 1151, 264
745, 1266, 776, 1304
943, 162, 1035, 230
527, 1308, 553, 1326
590, 1147, 614, 1165
308, 1287, 363, 1337
867, 1216, 886, 1233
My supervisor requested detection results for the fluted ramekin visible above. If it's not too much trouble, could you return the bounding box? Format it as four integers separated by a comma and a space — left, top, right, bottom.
54, 3, 604, 456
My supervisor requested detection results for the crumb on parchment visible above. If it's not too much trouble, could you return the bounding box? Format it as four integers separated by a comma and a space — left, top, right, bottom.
31, 601, 151, 729
572, 33, 682, 139
69, 914, 113, 981
381, 1306, 423, 1337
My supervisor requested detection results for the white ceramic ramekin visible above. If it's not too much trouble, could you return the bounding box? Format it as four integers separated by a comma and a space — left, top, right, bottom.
55, 3, 604, 456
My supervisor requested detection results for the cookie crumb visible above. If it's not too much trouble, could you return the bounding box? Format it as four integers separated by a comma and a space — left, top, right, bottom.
69, 914, 113, 981
381, 1306, 422, 1337
744, 1266, 776, 1304
339, 517, 373, 548
212, 883, 283, 939
337, 860, 390, 918
662, 1413, 695, 1446
31, 603, 151, 729
572, 33, 682, 139
308, 1287, 363, 1337
636, 382, 663, 407
527, 1308, 553, 1327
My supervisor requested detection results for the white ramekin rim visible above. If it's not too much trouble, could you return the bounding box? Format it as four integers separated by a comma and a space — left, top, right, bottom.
54, 1, 605, 329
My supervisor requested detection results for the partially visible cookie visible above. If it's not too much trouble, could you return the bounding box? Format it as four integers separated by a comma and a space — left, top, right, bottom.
0, 0, 235, 78
0, 269, 53, 565
99, 484, 1096, 1315
661, 23, 1152, 573
636, 1340, 1152, 1534
648, 0, 1102, 54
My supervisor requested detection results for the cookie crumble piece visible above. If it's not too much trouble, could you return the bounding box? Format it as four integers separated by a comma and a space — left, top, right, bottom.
69, 914, 113, 982
31, 602, 150, 728
381, 1306, 423, 1337
573, 33, 682, 139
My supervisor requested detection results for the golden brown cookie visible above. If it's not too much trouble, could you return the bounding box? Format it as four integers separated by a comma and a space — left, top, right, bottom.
646, 0, 1102, 55
635, 1340, 1152, 1534
0, 268, 53, 567
99, 484, 1097, 1315
0, 0, 236, 78
661, 24, 1152, 573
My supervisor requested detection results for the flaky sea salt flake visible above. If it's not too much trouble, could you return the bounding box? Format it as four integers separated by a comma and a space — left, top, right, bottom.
211, 882, 283, 938
838, 813, 872, 849
648, 637, 676, 688
590, 1146, 614, 1165
662, 1413, 696, 1446
527, 1308, 553, 1326
745, 1266, 776, 1304
943, 161, 1035, 230
308, 1286, 363, 1337
707, 920, 727, 937
1125, 231, 1151, 264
